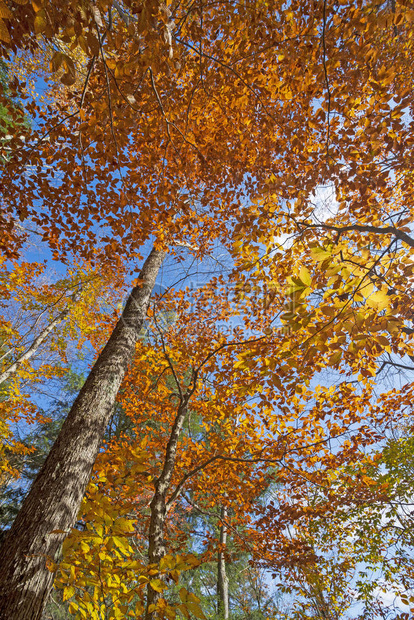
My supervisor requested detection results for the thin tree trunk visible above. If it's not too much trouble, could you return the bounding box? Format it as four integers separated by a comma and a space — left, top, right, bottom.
0, 302, 73, 387
0, 247, 165, 620
145, 397, 189, 619
217, 505, 229, 620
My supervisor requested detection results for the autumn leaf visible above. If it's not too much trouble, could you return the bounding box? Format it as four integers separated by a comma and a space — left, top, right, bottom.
366, 290, 389, 311
0, 18, 10, 42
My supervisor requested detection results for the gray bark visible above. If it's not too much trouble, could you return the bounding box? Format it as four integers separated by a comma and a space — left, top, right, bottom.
217, 505, 229, 620
0, 247, 165, 620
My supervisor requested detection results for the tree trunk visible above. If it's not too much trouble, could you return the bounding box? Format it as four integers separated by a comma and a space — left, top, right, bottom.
0, 289, 79, 387
217, 505, 229, 620
145, 398, 189, 619
0, 247, 165, 620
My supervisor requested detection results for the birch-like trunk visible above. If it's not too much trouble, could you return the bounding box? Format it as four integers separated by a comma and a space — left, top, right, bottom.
0, 247, 165, 620
0, 303, 73, 387
217, 505, 229, 620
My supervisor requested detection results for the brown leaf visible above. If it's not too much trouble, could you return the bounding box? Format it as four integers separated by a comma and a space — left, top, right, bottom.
61, 72, 76, 86
0, 1, 12, 19
0, 17, 10, 42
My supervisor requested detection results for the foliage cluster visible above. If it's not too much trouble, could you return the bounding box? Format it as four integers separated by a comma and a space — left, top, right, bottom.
1, 1, 414, 619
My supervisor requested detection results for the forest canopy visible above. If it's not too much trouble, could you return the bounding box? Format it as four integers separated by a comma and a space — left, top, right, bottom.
1, 1, 414, 619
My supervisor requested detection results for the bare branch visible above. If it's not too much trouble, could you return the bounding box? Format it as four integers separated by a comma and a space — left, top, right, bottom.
296, 220, 414, 249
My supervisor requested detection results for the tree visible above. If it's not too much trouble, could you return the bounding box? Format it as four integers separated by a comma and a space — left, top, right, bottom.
0, 246, 164, 619
1, 0, 414, 618
280, 421, 414, 619
43, 273, 382, 619
217, 506, 229, 620
0, 253, 124, 487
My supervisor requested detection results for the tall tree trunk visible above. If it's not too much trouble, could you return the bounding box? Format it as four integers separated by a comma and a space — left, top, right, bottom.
0, 247, 165, 620
145, 397, 189, 619
217, 505, 229, 620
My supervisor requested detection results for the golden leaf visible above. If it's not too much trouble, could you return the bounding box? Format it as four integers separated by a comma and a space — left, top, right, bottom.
0, 18, 10, 42
33, 10, 47, 34
186, 602, 207, 619
366, 290, 389, 311
62, 585, 75, 602
299, 266, 311, 286
150, 578, 167, 592
0, 2, 12, 19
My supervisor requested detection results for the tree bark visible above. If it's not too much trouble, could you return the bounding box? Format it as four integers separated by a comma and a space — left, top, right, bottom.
145, 397, 189, 619
0, 247, 165, 620
217, 505, 229, 620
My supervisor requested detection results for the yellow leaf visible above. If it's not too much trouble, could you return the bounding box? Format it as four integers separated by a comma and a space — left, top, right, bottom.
113, 517, 135, 533
325, 264, 341, 277
366, 290, 389, 311
310, 246, 332, 262
299, 266, 311, 286
80, 540, 90, 553
111, 535, 132, 554
160, 554, 175, 570
187, 593, 201, 603
362, 282, 374, 298
150, 579, 167, 592
63, 585, 75, 602
179, 604, 190, 619
62, 536, 75, 554
131, 462, 148, 474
